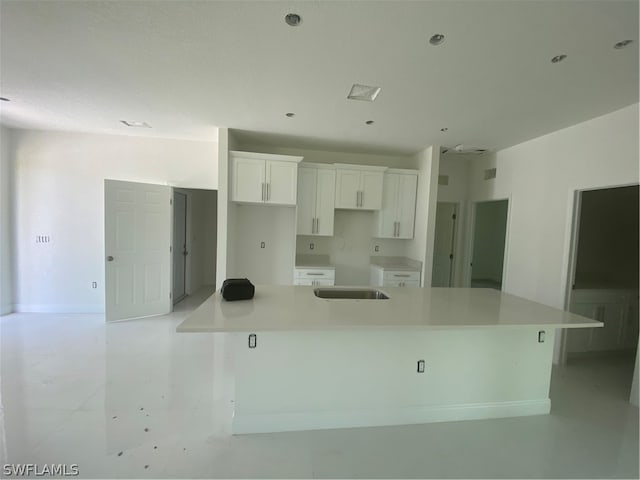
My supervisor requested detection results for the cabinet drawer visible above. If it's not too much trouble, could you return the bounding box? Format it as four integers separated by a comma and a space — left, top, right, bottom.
382, 270, 420, 282
383, 280, 421, 288
294, 278, 335, 286
294, 268, 335, 279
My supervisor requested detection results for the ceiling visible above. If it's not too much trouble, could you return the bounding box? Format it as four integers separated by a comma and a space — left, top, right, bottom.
0, 0, 638, 155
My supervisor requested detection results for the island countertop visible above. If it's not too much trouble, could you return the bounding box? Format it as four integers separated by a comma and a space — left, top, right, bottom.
177, 286, 602, 333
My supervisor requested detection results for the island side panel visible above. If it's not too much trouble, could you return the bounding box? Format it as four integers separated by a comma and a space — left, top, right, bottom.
231, 328, 555, 434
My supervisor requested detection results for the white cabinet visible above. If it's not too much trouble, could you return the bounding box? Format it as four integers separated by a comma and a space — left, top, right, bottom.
370, 266, 421, 288
334, 164, 386, 210
294, 267, 335, 286
230, 151, 303, 205
297, 164, 336, 236
567, 289, 639, 354
374, 170, 418, 239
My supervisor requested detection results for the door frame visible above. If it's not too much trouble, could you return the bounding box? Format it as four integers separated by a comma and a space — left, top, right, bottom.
173, 188, 193, 300
464, 197, 512, 290
558, 182, 639, 365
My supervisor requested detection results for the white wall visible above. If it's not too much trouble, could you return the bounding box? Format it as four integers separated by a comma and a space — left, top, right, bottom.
465, 104, 639, 363
467, 103, 639, 310
0, 126, 15, 314
12, 129, 217, 313
407, 146, 440, 286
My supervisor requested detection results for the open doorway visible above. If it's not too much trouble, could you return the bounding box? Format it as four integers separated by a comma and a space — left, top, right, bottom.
563, 185, 638, 394
469, 199, 509, 290
171, 188, 218, 307
432, 202, 458, 287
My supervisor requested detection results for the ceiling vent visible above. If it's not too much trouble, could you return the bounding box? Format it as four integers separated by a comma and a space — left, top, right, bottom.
347, 84, 381, 102
452, 144, 489, 155
484, 168, 497, 180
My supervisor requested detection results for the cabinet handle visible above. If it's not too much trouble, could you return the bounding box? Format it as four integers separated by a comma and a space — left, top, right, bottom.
307, 272, 325, 276
267, 183, 270, 201
316, 217, 319, 233
311, 218, 316, 234
261, 182, 265, 201
360, 191, 364, 207
393, 274, 411, 278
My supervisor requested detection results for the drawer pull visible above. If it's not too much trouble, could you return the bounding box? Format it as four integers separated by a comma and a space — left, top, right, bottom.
307, 272, 326, 276
393, 274, 411, 278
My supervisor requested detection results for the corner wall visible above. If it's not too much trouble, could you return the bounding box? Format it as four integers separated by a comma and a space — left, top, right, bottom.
467, 103, 639, 309
12, 129, 218, 313
0, 126, 14, 314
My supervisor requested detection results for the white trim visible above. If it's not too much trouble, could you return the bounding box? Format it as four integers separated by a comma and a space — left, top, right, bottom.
15, 304, 104, 313
386, 167, 419, 175
232, 399, 551, 434
298, 162, 336, 170
334, 163, 388, 172
229, 150, 303, 163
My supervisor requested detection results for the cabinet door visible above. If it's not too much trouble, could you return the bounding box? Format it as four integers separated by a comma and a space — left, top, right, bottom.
360, 170, 384, 210
396, 174, 418, 239
315, 168, 336, 236
296, 168, 317, 235
375, 174, 400, 238
232, 157, 265, 203
335, 169, 360, 208
266, 160, 298, 205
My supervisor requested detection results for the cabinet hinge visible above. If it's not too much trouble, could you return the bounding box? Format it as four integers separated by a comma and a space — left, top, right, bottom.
452, 214, 457, 220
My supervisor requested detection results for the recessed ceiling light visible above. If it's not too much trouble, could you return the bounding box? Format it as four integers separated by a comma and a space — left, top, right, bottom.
285, 13, 302, 26
614, 39, 633, 49
0, 97, 10, 102
440, 127, 448, 132
347, 84, 381, 102
551, 54, 567, 63
120, 120, 151, 128
429, 34, 445, 46
365, 120, 375, 125
285, 112, 295, 118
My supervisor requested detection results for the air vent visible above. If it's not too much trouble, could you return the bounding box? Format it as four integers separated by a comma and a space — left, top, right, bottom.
454, 144, 488, 155
438, 175, 450, 186
347, 84, 381, 102
484, 168, 497, 180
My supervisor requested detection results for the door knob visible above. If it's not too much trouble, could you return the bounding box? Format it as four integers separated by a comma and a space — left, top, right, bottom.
107, 256, 114, 262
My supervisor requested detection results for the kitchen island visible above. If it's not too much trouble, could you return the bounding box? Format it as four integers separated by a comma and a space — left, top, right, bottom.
177, 286, 602, 434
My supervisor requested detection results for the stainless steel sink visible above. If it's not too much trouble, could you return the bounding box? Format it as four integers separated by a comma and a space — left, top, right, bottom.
313, 287, 389, 300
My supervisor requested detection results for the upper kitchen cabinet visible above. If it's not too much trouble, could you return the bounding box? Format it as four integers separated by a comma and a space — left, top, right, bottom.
230, 151, 303, 206
374, 169, 418, 239
297, 163, 336, 236
334, 164, 387, 210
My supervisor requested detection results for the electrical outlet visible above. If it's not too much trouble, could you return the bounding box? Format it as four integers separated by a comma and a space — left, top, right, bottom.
309, 243, 315, 250
417, 360, 425, 373
538, 331, 545, 343
91, 281, 97, 289
374, 245, 380, 252
260, 241, 265, 249
248, 334, 257, 348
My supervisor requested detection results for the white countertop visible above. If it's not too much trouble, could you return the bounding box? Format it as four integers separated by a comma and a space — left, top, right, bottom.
177, 286, 603, 333
370, 256, 422, 271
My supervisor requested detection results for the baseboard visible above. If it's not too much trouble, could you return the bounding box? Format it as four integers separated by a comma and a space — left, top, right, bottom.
232, 399, 551, 434
14, 304, 105, 314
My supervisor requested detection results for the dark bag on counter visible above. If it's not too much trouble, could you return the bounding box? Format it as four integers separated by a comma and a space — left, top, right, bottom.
221, 278, 255, 301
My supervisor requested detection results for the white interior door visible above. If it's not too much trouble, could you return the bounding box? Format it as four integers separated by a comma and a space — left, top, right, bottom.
432, 202, 458, 287
105, 180, 172, 321
173, 191, 187, 304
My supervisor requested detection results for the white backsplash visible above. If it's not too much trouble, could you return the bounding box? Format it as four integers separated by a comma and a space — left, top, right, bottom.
296, 210, 412, 285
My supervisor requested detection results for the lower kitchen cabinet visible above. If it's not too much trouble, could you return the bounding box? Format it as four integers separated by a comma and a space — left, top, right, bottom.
567, 289, 639, 354
370, 266, 421, 288
293, 267, 335, 286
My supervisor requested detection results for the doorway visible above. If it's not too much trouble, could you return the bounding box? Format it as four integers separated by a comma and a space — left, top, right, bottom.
470, 199, 509, 290
173, 191, 188, 304
432, 202, 458, 287
563, 185, 639, 376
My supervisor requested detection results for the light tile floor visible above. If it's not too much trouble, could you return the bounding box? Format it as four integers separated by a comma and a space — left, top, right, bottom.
1, 287, 638, 479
